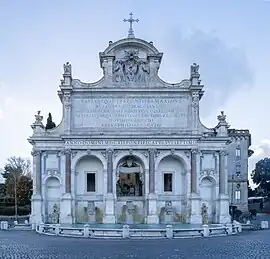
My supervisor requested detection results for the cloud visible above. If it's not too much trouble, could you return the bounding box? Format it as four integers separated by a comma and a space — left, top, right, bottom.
0, 109, 3, 119
160, 29, 253, 114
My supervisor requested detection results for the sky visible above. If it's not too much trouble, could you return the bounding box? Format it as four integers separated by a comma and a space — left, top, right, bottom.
0, 1, 269, 183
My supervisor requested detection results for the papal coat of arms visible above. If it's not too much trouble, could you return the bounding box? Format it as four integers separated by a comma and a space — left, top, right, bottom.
113, 49, 149, 86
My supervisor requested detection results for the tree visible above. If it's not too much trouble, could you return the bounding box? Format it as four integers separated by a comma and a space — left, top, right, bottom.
45, 112, 56, 130
251, 157, 270, 196
2, 157, 32, 205
248, 181, 256, 197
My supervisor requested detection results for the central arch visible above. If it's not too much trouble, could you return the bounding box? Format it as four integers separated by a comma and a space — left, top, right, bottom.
114, 151, 147, 224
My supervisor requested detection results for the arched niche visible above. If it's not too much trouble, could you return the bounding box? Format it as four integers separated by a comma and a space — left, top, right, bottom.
199, 176, 216, 222
156, 155, 186, 195
45, 176, 61, 223
74, 155, 104, 195
116, 155, 145, 197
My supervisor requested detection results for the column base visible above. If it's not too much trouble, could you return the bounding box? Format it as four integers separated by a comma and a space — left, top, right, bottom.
30, 194, 42, 224
147, 193, 159, 224
218, 194, 231, 224
60, 193, 73, 224
103, 193, 116, 224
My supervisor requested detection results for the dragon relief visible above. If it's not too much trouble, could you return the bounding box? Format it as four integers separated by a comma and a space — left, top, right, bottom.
113, 49, 150, 86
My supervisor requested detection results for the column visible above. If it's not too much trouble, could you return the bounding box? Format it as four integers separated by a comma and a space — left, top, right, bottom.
149, 149, 155, 194
218, 150, 230, 223
147, 149, 158, 224
107, 149, 113, 194
219, 151, 226, 195
60, 149, 72, 224
189, 148, 201, 224
65, 150, 71, 193
31, 150, 42, 225
191, 149, 198, 194
33, 151, 42, 195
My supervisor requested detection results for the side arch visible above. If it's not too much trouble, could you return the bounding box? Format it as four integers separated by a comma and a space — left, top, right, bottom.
155, 151, 191, 171
71, 151, 107, 172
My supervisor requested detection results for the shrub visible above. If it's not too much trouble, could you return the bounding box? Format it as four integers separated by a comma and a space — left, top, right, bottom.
0, 206, 30, 216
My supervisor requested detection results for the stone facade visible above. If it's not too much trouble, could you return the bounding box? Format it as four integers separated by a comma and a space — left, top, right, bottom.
28, 32, 251, 226
227, 129, 253, 211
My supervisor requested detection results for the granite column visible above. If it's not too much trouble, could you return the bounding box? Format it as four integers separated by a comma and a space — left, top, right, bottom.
60, 149, 72, 224
149, 149, 155, 194
107, 149, 113, 194
104, 149, 115, 223
147, 149, 158, 224
190, 149, 201, 224
218, 150, 230, 223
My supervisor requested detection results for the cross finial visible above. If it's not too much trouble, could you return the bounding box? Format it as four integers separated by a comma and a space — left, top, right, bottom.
123, 12, 139, 38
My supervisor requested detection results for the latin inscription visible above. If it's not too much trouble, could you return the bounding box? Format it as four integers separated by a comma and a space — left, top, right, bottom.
71, 97, 189, 128
65, 139, 196, 147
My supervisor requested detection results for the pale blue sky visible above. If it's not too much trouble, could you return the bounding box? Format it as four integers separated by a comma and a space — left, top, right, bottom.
0, 1, 269, 179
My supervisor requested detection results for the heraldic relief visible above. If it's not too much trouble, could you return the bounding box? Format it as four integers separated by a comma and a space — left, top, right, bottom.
113, 49, 150, 86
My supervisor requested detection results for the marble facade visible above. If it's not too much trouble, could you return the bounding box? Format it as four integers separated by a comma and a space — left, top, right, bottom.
28, 24, 251, 226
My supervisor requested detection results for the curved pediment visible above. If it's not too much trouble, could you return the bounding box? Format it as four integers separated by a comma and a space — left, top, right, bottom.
102, 38, 161, 56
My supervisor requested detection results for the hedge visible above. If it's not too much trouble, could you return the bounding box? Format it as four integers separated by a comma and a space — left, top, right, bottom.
0, 206, 31, 216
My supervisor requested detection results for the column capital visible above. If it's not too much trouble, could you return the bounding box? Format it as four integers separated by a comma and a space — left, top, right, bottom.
219, 149, 228, 156
191, 148, 199, 155
31, 150, 42, 156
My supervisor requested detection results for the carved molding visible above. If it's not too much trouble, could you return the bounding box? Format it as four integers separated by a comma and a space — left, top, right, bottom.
191, 92, 199, 108
63, 92, 71, 109
46, 169, 60, 177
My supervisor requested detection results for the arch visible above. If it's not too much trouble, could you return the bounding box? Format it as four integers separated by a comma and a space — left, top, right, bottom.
113, 151, 149, 172
199, 175, 217, 185
199, 176, 217, 223
71, 151, 107, 172
45, 176, 61, 197
155, 151, 191, 171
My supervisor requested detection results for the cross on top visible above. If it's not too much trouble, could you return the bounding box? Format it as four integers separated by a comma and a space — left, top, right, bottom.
123, 12, 139, 38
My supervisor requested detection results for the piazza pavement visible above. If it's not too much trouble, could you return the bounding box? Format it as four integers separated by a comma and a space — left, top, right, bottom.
0, 228, 270, 259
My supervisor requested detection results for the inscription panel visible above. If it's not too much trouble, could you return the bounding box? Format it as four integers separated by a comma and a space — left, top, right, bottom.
71, 97, 189, 129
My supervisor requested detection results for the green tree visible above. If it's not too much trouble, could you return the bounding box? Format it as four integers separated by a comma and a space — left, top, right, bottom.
2, 157, 32, 205
251, 157, 270, 196
45, 112, 56, 130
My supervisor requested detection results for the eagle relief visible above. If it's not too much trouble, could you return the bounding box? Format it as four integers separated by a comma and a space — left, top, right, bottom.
113, 49, 150, 86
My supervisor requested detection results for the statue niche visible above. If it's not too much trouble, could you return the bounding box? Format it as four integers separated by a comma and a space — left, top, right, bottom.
116, 157, 143, 197
113, 49, 149, 86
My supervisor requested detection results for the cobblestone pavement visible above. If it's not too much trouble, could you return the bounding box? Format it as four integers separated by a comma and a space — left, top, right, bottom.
0, 230, 270, 259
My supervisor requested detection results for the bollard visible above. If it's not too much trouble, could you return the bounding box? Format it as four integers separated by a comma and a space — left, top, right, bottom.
4, 221, 8, 230
55, 224, 61, 235
39, 223, 44, 233
202, 224, 209, 237
84, 224, 90, 238
122, 225, 130, 239
32, 223, 36, 230
226, 224, 232, 235
24, 220, 28, 225
261, 221, 269, 229
166, 225, 173, 239
14, 220, 18, 225
0, 221, 3, 230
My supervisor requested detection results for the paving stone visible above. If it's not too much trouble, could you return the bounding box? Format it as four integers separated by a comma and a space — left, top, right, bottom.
0, 230, 270, 259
